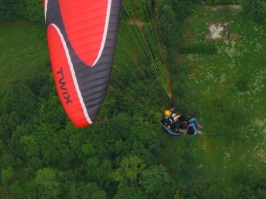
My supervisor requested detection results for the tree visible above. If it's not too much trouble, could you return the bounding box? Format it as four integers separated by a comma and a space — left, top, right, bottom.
69, 182, 107, 199
129, 140, 157, 167
172, 0, 192, 21
139, 165, 177, 199
9, 181, 28, 199
238, 169, 266, 199
19, 0, 44, 22
1, 167, 14, 188
38, 95, 67, 127
130, 124, 161, 153
2, 152, 16, 168
25, 72, 50, 96
32, 168, 60, 199
2, 80, 38, 118
240, 0, 266, 23
114, 186, 147, 199
0, 111, 21, 142
0, 0, 20, 20
157, 3, 179, 48
111, 155, 145, 187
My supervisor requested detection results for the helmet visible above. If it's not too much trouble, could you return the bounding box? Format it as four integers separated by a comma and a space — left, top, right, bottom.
164, 110, 172, 117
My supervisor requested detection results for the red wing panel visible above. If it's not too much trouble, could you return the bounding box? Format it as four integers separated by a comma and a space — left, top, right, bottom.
47, 25, 89, 127
45, 0, 121, 128
59, 0, 108, 66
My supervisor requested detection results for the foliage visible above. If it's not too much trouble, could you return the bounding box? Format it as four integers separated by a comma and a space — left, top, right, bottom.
25, 72, 50, 96
31, 168, 60, 199
238, 170, 266, 198
0, 0, 20, 20
2, 80, 39, 118
0, 112, 21, 142
19, 0, 44, 22
114, 186, 147, 199
0, 0, 44, 22
121, 0, 151, 22
69, 182, 107, 199
139, 165, 177, 199
1, 167, 14, 188
111, 155, 145, 187
172, 0, 193, 21
234, 73, 250, 92
240, 0, 266, 23
156, 0, 180, 49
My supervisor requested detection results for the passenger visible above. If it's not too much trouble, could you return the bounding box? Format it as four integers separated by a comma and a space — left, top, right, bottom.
172, 114, 203, 135
161, 110, 174, 130
187, 123, 203, 135
160, 110, 180, 133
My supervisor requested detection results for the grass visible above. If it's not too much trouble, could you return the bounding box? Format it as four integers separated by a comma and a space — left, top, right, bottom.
159, 5, 266, 196
0, 20, 49, 111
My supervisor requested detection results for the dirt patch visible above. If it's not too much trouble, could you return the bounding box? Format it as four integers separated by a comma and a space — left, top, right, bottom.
206, 22, 240, 40
206, 22, 229, 39
226, 32, 240, 40
129, 18, 144, 29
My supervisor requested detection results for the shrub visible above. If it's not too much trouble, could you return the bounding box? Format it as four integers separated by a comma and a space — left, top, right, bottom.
20, 0, 44, 22
0, 0, 44, 22
0, 0, 20, 20
2, 80, 39, 118
235, 74, 249, 92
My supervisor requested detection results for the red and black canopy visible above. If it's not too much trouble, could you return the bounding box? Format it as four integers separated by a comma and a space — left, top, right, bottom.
44, 0, 121, 127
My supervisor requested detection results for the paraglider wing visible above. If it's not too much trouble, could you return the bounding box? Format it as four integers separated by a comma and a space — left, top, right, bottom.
44, 0, 121, 127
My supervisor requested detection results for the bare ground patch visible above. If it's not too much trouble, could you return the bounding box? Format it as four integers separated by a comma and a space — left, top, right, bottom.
206, 22, 240, 40
129, 18, 144, 28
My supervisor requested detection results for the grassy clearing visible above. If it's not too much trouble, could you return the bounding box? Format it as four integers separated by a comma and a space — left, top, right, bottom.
0, 20, 49, 109
159, 5, 266, 195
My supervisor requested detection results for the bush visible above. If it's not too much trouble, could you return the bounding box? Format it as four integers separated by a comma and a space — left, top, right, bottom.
120, 0, 150, 22
179, 42, 218, 54
2, 80, 39, 118
235, 75, 249, 92
0, 0, 44, 22
240, 0, 266, 23
20, 0, 44, 22
0, 0, 20, 20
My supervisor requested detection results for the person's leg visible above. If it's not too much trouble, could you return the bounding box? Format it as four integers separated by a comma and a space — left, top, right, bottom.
188, 118, 203, 128
188, 123, 202, 135
188, 123, 197, 132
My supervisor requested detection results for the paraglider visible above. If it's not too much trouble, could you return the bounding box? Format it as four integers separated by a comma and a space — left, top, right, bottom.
44, 0, 194, 134
44, 0, 121, 127
161, 109, 203, 136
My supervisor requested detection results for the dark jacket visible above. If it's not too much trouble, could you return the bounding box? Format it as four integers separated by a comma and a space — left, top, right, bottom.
161, 117, 174, 127
177, 115, 190, 129
161, 117, 181, 133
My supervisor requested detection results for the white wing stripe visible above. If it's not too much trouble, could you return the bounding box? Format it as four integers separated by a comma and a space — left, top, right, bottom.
51, 23, 93, 124
92, 0, 112, 66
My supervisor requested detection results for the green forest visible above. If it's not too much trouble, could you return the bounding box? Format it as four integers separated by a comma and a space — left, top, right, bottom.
1, 0, 266, 198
